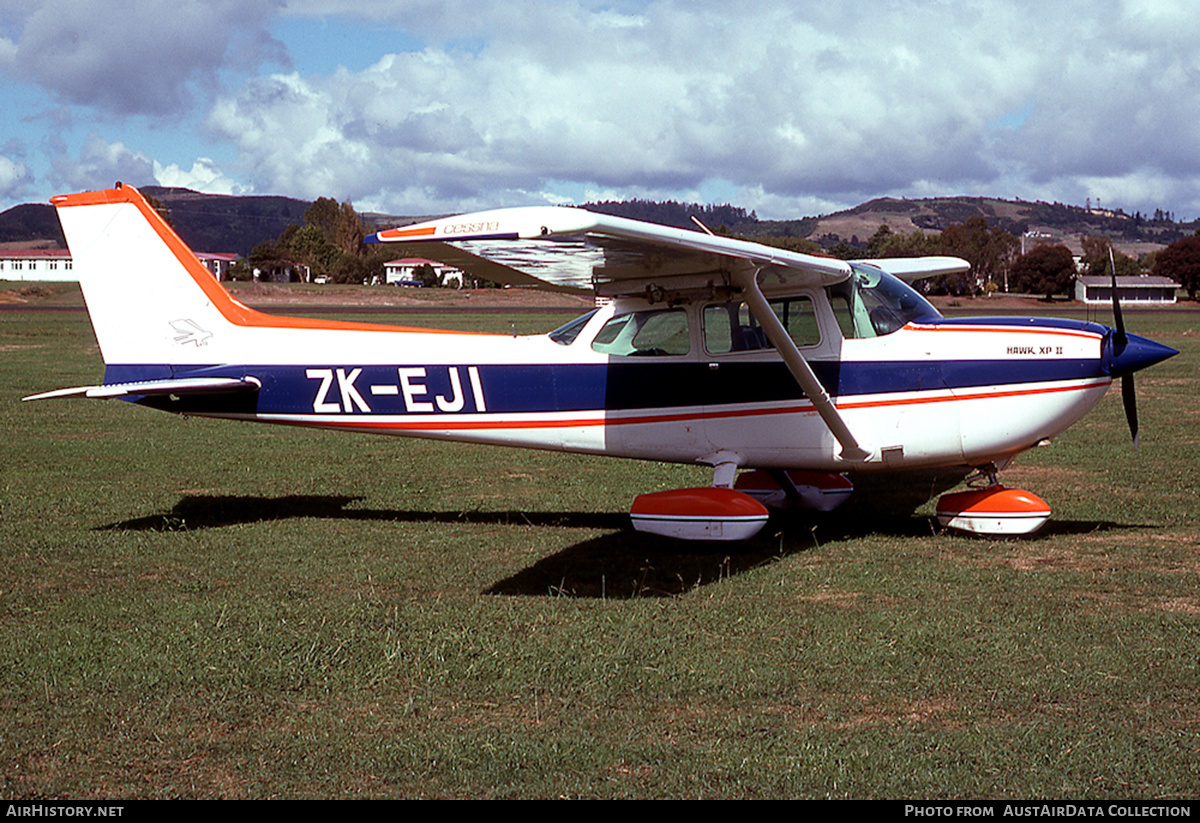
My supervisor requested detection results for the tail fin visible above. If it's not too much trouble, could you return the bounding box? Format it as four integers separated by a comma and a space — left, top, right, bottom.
28, 186, 427, 403
53, 185, 253, 366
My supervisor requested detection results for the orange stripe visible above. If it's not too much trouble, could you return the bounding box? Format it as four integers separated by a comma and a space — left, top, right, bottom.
377, 226, 438, 239
54, 186, 494, 337
907, 322, 1101, 341
838, 379, 1109, 411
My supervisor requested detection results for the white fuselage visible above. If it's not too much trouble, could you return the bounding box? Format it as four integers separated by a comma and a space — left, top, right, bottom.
120, 294, 1113, 475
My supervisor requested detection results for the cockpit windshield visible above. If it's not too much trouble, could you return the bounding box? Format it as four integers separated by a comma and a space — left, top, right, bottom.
827, 264, 941, 338
548, 310, 597, 345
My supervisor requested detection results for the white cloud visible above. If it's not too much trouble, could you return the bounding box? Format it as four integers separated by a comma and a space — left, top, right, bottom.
153, 157, 247, 195
0, 0, 287, 117
0, 153, 32, 202
48, 134, 156, 191
12, 0, 1200, 220
209, 2, 1046, 214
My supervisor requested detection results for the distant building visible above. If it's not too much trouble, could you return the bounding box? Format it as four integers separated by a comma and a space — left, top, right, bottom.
0, 248, 240, 283
195, 252, 240, 281
0, 248, 74, 282
252, 261, 310, 283
385, 258, 463, 287
1074, 274, 1178, 305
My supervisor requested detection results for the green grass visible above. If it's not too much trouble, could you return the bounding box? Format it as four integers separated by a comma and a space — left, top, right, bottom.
2, 306, 1198, 798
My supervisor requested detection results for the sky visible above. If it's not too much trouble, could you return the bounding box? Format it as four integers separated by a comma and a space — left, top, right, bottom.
2, 0, 1200, 221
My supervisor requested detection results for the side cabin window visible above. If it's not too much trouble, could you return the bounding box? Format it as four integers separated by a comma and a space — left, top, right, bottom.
591, 309, 690, 356
703, 296, 819, 354
827, 285, 875, 339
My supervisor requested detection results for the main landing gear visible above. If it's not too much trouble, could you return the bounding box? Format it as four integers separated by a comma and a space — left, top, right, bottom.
629, 465, 854, 541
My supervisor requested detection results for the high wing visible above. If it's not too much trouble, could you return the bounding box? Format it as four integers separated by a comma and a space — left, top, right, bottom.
367, 206, 856, 297
366, 206, 968, 294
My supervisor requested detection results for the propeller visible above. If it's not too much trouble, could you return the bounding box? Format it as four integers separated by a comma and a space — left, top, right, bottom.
1109, 246, 1139, 446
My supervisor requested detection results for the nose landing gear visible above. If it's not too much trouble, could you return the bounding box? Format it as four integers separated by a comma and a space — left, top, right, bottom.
936, 464, 1051, 536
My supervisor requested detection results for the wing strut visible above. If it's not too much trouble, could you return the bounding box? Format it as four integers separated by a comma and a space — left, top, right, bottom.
735, 268, 870, 462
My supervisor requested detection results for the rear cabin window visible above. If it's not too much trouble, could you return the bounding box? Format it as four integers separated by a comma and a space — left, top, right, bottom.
590, 309, 690, 356
703, 296, 820, 354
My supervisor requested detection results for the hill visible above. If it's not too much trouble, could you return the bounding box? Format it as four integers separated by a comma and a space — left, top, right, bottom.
139, 187, 312, 256
796, 196, 1196, 257
0, 188, 311, 257
0, 204, 65, 247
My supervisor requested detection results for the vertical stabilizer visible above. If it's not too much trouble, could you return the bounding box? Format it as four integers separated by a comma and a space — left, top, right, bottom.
53, 185, 250, 366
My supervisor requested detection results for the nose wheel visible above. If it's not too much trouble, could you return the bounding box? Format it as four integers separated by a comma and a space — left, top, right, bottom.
936, 464, 1050, 536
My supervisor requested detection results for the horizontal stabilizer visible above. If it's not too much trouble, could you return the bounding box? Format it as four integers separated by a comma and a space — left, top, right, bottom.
23, 376, 260, 402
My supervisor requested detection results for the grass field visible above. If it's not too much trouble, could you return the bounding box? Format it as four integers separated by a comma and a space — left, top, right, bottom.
2, 300, 1198, 798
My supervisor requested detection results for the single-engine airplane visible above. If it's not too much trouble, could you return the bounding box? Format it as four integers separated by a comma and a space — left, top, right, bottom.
25, 184, 1177, 539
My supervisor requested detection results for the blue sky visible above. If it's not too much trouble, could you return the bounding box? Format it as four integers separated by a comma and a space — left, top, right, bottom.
3, 0, 1200, 221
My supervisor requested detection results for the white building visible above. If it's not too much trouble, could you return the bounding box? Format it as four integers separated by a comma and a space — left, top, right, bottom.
1074, 275, 1178, 305
1, 248, 239, 282
384, 257, 463, 287
195, 252, 240, 281
0, 248, 74, 281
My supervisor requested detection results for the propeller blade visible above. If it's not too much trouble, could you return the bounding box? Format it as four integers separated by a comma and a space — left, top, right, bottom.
1109, 246, 1127, 353
1122, 373, 1139, 447
1110, 245, 1144, 446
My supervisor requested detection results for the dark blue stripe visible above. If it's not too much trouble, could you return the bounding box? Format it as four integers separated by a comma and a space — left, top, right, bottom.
103, 364, 174, 383
106, 357, 1107, 418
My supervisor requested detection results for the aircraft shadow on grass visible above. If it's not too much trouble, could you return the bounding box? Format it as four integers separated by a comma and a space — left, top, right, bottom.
98, 493, 1148, 599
